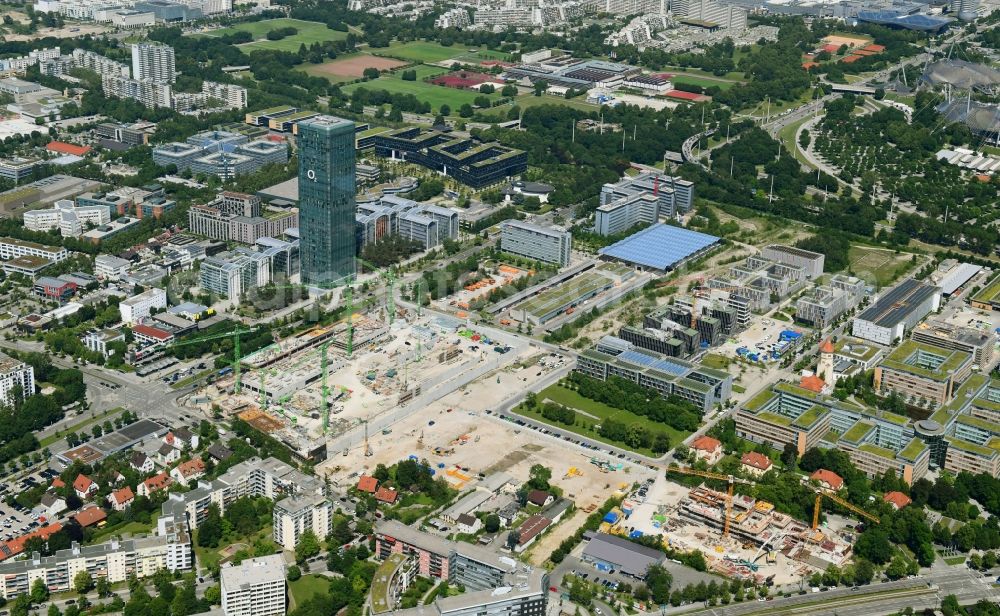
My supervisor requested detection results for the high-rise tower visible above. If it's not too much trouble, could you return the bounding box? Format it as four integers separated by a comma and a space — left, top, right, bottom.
131, 42, 176, 84
297, 115, 356, 287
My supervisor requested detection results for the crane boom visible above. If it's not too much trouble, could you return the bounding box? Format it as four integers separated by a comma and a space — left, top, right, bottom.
667, 466, 755, 537
811, 489, 879, 529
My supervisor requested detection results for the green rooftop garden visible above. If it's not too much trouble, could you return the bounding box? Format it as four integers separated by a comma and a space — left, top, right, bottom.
792, 404, 827, 429
371, 553, 408, 613
744, 388, 777, 412
957, 414, 1000, 435
758, 411, 793, 427
898, 438, 927, 462
945, 436, 998, 458
842, 421, 874, 443
972, 272, 1000, 304
859, 443, 897, 460
880, 340, 971, 381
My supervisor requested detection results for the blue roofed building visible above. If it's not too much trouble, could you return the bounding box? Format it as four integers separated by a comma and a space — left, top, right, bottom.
855, 10, 952, 31
597, 223, 720, 272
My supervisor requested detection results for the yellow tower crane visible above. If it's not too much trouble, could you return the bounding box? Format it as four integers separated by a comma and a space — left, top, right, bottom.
667, 466, 756, 537
811, 488, 880, 530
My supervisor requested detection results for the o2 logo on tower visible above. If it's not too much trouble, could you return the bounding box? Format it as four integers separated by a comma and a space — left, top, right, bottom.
307, 169, 317, 182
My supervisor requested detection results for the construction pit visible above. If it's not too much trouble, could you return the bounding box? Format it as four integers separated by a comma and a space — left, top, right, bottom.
603, 476, 855, 586
193, 309, 549, 462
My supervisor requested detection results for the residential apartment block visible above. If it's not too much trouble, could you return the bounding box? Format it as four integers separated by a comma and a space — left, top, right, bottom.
220, 554, 286, 616
273, 493, 333, 549
794, 274, 865, 329
760, 245, 825, 279
0, 515, 191, 600
119, 287, 167, 325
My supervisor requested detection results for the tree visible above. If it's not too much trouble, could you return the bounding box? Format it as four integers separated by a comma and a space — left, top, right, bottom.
885, 556, 908, 580
528, 464, 551, 490
459, 104, 474, 118
30, 577, 48, 604
331, 516, 353, 546
506, 530, 520, 550
363, 67, 380, 80
781, 443, 798, 468
484, 513, 501, 533
645, 564, 672, 604
287, 565, 302, 581
73, 570, 94, 594
533, 80, 547, 96
197, 504, 223, 548
204, 585, 221, 605
96, 575, 111, 598
296, 529, 321, 564
853, 527, 893, 564
853, 558, 874, 585
440, 104, 451, 116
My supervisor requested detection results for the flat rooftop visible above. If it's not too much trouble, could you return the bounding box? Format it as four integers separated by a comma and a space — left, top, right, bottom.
598, 223, 720, 271
856, 278, 939, 328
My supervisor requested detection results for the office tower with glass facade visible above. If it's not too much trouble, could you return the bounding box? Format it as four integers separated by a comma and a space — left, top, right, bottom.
297, 115, 356, 286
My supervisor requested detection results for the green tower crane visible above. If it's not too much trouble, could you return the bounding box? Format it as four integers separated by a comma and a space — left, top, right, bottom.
163, 326, 259, 394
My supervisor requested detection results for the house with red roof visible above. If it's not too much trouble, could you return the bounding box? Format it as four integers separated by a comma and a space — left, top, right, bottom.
138, 471, 173, 497
375, 486, 398, 504
73, 506, 107, 528
107, 486, 134, 511
132, 324, 175, 347
740, 452, 773, 477
799, 374, 826, 394
357, 475, 379, 494
883, 491, 911, 510
691, 435, 723, 465
810, 469, 844, 491
51, 477, 65, 489
73, 474, 98, 500
170, 458, 206, 487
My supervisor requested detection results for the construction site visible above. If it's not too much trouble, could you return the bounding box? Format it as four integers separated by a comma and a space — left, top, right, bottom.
186, 287, 535, 463
578, 467, 875, 587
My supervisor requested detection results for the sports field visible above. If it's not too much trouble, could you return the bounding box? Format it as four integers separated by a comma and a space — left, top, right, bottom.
341, 64, 501, 113
201, 18, 348, 53
302, 54, 409, 81
670, 73, 736, 91
372, 41, 476, 64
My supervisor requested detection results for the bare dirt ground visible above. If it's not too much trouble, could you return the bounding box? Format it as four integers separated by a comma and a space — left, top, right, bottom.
4, 22, 110, 41
308, 55, 408, 78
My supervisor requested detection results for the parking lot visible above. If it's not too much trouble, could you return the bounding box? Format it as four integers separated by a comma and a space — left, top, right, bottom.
0, 468, 63, 539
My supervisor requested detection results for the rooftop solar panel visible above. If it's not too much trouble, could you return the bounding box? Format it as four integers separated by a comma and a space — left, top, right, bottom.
598, 223, 720, 270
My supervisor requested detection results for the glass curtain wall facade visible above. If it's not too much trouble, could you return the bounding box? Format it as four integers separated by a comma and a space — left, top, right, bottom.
297, 116, 357, 286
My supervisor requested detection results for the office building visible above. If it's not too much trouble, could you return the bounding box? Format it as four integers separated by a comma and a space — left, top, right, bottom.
852, 278, 941, 345
737, 381, 931, 483
273, 493, 333, 549
0, 157, 38, 183
576, 340, 732, 413
875, 340, 973, 406
760, 245, 824, 279
23, 199, 112, 238
356, 196, 459, 251
500, 220, 571, 267
0, 237, 67, 263
200, 250, 271, 300
0, 352, 33, 408
297, 116, 357, 286
794, 274, 865, 329
220, 554, 286, 616
153, 131, 288, 179
95, 254, 131, 280
132, 42, 175, 84
374, 127, 527, 189
599, 172, 694, 227
911, 319, 995, 368
95, 121, 154, 147
119, 287, 167, 325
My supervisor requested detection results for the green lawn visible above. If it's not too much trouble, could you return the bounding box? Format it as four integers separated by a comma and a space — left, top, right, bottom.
200, 18, 348, 53
89, 514, 159, 543
342, 64, 502, 113
40, 407, 124, 448
289, 575, 330, 609
701, 353, 732, 370
671, 74, 736, 91
479, 94, 601, 118
523, 384, 692, 456
371, 41, 468, 63
777, 114, 816, 171
847, 245, 916, 287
